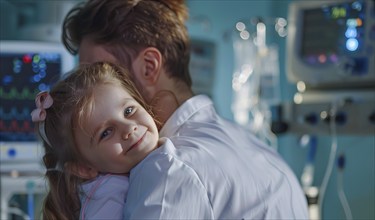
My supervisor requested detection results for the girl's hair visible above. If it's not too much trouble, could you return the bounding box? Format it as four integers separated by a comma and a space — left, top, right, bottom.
62, 0, 192, 87
39, 62, 151, 220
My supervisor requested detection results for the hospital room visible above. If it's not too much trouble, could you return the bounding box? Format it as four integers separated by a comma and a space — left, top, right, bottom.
0, 0, 374, 219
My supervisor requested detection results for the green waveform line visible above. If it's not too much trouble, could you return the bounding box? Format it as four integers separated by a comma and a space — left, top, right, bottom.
0, 87, 40, 100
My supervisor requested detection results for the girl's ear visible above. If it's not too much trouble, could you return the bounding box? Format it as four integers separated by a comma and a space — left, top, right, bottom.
64, 162, 98, 179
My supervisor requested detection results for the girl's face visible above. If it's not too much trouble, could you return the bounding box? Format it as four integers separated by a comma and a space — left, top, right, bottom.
74, 83, 159, 174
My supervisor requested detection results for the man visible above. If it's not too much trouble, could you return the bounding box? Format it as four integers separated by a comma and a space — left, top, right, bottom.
62, 0, 308, 219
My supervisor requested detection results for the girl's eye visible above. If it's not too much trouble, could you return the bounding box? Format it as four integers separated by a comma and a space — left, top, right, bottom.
124, 107, 134, 116
100, 128, 113, 140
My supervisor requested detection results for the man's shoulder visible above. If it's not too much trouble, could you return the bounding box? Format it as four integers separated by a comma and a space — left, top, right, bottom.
130, 138, 188, 175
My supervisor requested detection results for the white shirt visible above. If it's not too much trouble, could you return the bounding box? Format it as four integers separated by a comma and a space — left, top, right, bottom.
124, 95, 308, 219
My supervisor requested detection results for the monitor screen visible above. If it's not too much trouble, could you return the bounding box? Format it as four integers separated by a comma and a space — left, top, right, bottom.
0, 52, 62, 141
0, 41, 75, 162
286, 0, 374, 89
301, 1, 366, 65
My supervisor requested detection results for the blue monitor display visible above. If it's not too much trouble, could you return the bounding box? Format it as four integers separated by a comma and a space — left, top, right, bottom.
0, 52, 62, 141
0, 41, 75, 162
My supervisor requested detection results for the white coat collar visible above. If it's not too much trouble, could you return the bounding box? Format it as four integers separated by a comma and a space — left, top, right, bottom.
159, 95, 213, 137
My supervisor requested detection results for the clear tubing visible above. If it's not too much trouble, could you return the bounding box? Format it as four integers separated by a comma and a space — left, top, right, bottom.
318, 102, 339, 220
337, 157, 353, 220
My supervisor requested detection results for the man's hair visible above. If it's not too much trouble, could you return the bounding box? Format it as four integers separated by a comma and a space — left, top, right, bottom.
62, 0, 192, 87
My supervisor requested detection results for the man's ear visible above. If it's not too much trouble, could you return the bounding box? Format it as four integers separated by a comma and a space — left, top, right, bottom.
140, 47, 162, 84
64, 162, 98, 179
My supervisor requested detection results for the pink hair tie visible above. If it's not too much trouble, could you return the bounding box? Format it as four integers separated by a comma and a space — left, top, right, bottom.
30, 91, 53, 146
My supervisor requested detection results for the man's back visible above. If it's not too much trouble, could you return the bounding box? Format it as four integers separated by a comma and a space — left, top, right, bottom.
160, 95, 308, 219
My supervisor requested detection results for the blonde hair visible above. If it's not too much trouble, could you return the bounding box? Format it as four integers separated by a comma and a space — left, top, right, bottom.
62, 0, 192, 87
39, 62, 151, 220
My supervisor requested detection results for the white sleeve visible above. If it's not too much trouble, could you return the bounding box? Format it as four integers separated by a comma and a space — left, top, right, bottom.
124, 154, 214, 219
81, 175, 129, 220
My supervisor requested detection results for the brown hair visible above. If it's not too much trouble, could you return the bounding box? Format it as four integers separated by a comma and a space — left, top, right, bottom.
39, 62, 151, 220
62, 0, 192, 87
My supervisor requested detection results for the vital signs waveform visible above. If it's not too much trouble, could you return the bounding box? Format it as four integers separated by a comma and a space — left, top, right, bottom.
0, 87, 39, 100
0, 120, 34, 133
0, 132, 36, 141
0, 107, 32, 120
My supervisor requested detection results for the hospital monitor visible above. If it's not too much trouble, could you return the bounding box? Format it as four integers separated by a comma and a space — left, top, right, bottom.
286, 0, 375, 89
0, 40, 75, 165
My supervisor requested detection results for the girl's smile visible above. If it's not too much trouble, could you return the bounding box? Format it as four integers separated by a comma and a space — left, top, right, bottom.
74, 83, 159, 175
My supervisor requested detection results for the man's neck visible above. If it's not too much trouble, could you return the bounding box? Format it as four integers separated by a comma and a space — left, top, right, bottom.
150, 89, 193, 128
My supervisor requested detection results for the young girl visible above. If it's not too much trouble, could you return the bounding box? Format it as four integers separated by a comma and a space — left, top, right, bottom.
31, 62, 164, 219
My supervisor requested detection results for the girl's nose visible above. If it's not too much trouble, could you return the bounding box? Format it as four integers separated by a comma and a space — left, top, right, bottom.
122, 124, 138, 140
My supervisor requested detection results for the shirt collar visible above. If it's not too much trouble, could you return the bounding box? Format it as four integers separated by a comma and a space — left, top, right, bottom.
159, 95, 213, 137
